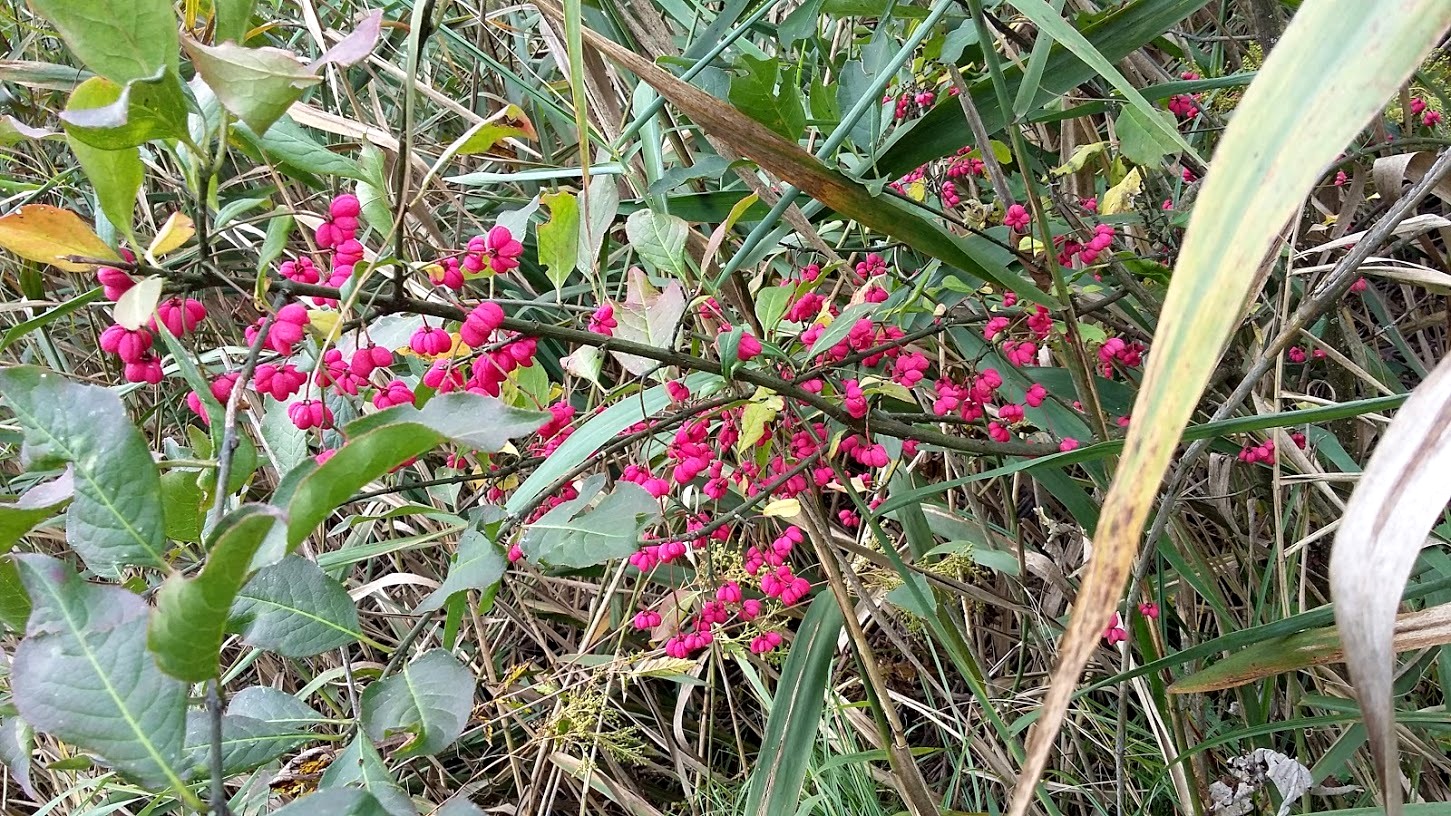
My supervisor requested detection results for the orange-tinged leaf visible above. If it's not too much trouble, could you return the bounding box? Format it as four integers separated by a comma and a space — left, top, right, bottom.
0, 205, 119, 271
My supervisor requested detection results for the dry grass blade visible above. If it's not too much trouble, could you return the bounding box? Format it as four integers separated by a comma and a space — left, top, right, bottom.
1331, 352, 1451, 815
1005, 4, 1451, 816
1169, 603, 1451, 694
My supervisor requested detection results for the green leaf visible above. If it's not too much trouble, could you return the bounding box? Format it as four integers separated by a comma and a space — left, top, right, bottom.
149, 505, 286, 682
1115, 104, 1183, 166
742, 591, 844, 815
211, 0, 255, 44
10, 555, 188, 792
646, 154, 734, 196
27, 0, 178, 84
159, 470, 205, 543
228, 685, 325, 726
519, 475, 661, 568
229, 555, 362, 656
0, 717, 36, 800
1008, 0, 1200, 164
755, 285, 793, 331
0, 557, 32, 634
0, 366, 166, 573
361, 650, 473, 759
233, 116, 369, 180
276, 393, 547, 547
448, 106, 536, 156
66, 137, 142, 239
60, 72, 188, 150
729, 55, 806, 140
538, 190, 580, 291
624, 209, 690, 279
806, 302, 880, 359
415, 528, 506, 614
181, 687, 324, 776
320, 735, 418, 816
0, 468, 73, 549
180, 37, 321, 135
578, 173, 619, 271
273, 789, 393, 816
181, 711, 312, 778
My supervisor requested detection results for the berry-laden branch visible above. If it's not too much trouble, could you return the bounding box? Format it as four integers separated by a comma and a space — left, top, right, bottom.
76, 258, 1065, 458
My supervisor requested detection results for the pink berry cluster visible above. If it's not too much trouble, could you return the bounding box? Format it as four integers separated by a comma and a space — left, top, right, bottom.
1410, 97, 1444, 129
636, 526, 812, 659
1097, 336, 1146, 378
1286, 346, 1327, 364
885, 84, 938, 121
1166, 71, 1202, 120
302, 194, 366, 304
1237, 432, 1307, 464
1056, 223, 1116, 267
95, 253, 208, 385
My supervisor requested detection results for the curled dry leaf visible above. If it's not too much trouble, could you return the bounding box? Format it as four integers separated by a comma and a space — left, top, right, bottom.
1331, 352, 1451, 815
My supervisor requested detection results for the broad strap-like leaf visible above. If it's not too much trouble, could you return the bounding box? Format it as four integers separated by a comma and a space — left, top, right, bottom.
229, 555, 362, 657
1171, 603, 1451, 694
149, 504, 287, 681
1005, 5, 1451, 816
361, 650, 474, 759
275, 393, 548, 547
743, 591, 844, 815
10, 555, 188, 792
519, 475, 662, 568
0, 366, 165, 573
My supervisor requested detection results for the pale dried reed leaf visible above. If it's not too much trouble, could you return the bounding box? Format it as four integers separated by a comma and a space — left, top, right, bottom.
1331, 352, 1451, 815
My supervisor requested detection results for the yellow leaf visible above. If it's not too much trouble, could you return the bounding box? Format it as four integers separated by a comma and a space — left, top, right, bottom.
148, 212, 195, 258
761, 498, 801, 518
737, 396, 782, 453
1016, 235, 1047, 255
1100, 167, 1143, 215
0, 204, 119, 271
306, 309, 341, 341
905, 180, 927, 202
1053, 141, 1109, 176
